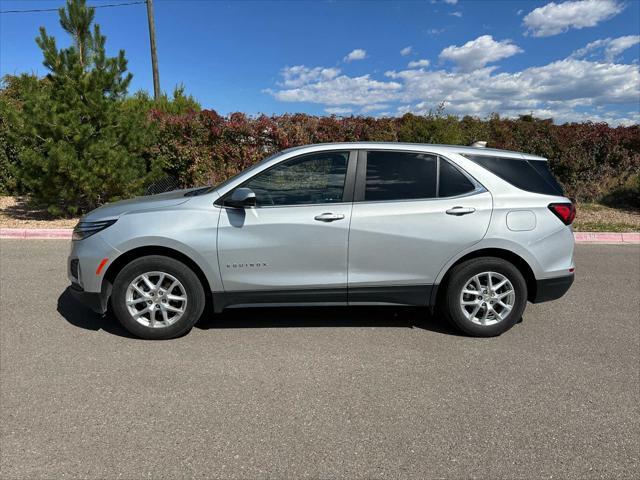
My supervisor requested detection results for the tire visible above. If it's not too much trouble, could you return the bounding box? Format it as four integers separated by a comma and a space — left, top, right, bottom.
111, 255, 205, 340
439, 257, 527, 337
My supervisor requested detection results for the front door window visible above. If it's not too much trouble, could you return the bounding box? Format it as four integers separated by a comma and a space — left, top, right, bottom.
243, 152, 349, 206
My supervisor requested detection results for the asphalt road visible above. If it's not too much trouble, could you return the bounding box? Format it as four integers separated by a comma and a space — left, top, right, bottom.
1, 241, 638, 479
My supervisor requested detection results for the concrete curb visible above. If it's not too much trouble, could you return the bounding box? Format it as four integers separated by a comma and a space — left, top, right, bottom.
573, 232, 640, 243
1, 228, 639, 243
1, 228, 72, 239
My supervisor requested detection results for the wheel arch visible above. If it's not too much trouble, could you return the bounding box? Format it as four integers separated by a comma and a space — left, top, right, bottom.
102, 245, 213, 309
432, 247, 538, 305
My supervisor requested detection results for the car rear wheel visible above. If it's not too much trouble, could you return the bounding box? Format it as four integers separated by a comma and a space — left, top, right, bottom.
111, 255, 205, 340
440, 257, 527, 337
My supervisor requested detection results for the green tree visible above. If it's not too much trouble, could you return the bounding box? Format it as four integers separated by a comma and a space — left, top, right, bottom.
0, 74, 49, 193
123, 85, 201, 116
397, 103, 465, 145
17, 0, 160, 215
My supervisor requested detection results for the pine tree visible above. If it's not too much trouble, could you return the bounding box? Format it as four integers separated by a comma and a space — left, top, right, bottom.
0, 75, 46, 193
18, 0, 159, 215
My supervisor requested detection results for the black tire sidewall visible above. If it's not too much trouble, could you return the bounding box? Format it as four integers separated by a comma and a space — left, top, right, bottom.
443, 257, 527, 337
111, 255, 205, 340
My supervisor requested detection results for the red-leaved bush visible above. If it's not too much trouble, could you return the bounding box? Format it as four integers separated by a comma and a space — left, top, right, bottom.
147, 110, 639, 203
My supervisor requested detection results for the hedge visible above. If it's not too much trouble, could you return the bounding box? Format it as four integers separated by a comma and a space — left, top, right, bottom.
2, 100, 639, 209
148, 110, 640, 204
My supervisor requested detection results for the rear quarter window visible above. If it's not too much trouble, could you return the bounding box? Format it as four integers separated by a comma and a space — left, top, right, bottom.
438, 159, 476, 197
463, 154, 564, 196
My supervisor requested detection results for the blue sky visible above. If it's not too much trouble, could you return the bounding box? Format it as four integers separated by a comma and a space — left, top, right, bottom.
1, 0, 639, 124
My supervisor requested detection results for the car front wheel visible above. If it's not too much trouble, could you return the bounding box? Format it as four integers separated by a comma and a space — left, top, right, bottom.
440, 257, 528, 337
111, 255, 205, 340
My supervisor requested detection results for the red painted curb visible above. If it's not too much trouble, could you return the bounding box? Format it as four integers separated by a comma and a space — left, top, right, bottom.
573, 232, 639, 243
0, 228, 72, 239
574, 232, 623, 243
1, 229, 638, 243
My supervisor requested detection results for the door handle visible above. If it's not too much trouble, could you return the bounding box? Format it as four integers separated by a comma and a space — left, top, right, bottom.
446, 206, 476, 216
314, 212, 345, 222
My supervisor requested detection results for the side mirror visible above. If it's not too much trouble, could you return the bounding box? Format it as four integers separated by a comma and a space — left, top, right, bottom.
225, 187, 257, 208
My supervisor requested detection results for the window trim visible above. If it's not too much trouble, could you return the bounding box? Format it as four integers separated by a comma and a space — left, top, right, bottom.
215, 150, 358, 208
353, 149, 485, 204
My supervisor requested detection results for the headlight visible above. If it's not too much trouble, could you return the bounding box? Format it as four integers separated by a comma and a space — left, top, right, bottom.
72, 220, 117, 241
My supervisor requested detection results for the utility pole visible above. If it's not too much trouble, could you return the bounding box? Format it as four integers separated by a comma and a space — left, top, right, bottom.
145, 0, 161, 99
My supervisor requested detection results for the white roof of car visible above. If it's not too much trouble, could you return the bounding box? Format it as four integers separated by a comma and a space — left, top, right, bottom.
283, 142, 547, 161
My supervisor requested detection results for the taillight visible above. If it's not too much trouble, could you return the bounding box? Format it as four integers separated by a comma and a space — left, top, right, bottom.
548, 202, 576, 225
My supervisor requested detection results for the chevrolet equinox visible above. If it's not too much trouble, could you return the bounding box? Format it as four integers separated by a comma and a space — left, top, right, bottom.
68, 143, 575, 339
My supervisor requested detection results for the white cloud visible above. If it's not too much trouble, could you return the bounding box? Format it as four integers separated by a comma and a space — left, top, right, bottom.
426, 28, 445, 36
400, 46, 413, 56
268, 56, 640, 125
523, 0, 624, 37
280, 66, 341, 88
444, 0, 458, 4
269, 66, 401, 106
449, 11, 463, 17
325, 107, 353, 115
390, 58, 638, 106
408, 59, 430, 68
361, 104, 391, 113
344, 49, 367, 62
439, 35, 523, 72
571, 35, 640, 62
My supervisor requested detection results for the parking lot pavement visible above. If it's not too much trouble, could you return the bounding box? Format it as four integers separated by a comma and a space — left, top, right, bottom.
1, 241, 638, 479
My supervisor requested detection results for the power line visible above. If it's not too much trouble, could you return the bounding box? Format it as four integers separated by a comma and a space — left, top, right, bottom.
0, 1, 146, 14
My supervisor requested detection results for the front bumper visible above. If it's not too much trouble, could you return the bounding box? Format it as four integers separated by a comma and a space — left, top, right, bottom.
69, 283, 107, 314
69, 282, 111, 314
68, 233, 117, 315
68, 231, 119, 296
531, 274, 574, 303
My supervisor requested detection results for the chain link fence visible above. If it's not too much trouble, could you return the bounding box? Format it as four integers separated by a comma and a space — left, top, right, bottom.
144, 176, 181, 195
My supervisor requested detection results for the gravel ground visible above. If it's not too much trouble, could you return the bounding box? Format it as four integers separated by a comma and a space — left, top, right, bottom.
1, 241, 639, 479
574, 203, 640, 232
0, 196, 78, 229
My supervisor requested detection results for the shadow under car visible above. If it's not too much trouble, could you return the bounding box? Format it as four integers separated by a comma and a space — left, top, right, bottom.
58, 286, 468, 338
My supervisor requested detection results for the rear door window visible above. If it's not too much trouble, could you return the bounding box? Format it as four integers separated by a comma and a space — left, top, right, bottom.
364, 151, 437, 201
463, 154, 564, 196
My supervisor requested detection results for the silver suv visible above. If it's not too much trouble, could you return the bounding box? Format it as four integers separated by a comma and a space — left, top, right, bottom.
68, 143, 575, 339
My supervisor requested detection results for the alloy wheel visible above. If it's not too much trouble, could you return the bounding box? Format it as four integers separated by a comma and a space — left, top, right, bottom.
459, 271, 515, 326
125, 271, 188, 328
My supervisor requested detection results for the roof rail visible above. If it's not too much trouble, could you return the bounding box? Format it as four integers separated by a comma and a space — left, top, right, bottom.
470, 141, 487, 148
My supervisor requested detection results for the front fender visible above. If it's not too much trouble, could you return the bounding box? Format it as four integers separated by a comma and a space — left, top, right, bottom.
99, 207, 223, 293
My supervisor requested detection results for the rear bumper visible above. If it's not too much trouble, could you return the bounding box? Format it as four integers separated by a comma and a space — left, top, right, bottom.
531, 274, 574, 303
69, 282, 110, 314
